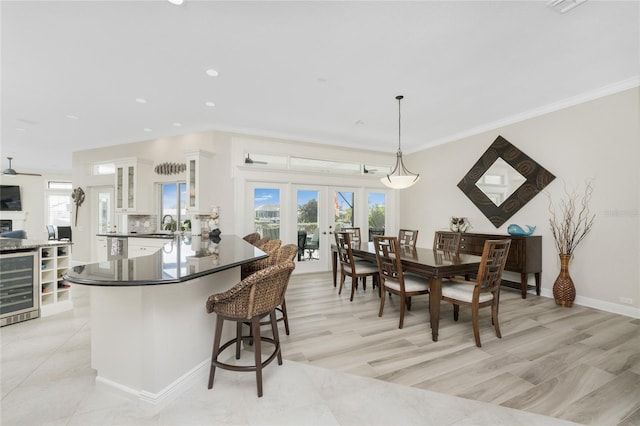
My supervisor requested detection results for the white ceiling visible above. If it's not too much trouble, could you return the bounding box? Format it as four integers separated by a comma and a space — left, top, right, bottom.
2, 0, 638, 176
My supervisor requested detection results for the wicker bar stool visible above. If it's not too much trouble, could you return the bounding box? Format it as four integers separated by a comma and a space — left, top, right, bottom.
243, 232, 261, 245
241, 240, 281, 280
206, 261, 295, 397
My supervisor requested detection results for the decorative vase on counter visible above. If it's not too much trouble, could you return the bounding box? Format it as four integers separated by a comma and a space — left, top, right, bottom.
553, 254, 575, 307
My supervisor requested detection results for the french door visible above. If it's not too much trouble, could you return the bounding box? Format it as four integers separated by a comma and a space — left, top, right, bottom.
247, 182, 391, 274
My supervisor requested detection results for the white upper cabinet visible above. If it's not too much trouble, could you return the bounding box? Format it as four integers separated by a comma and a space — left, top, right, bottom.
115, 159, 152, 213
185, 151, 215, 215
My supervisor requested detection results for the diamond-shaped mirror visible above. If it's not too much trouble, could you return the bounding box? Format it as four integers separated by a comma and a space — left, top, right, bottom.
476, 158, 527, 207
457, 136, 555, 228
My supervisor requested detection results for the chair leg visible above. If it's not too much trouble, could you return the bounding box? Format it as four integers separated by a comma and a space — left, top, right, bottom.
399, 294, 406, 329
378, 285, 386, 317
350, 276, 356, 302
251, 318, 263, 397
208, 315, 225, 389
472, 306, 481, 347
362, 276, 366, 290
492, 298, 502, 339
406, 296, 412, 311
270, 310, 283, 365
453, 304, 460, 321
338, 273, 345, 295
235, 322, 243, 359
280, 298, 290, 335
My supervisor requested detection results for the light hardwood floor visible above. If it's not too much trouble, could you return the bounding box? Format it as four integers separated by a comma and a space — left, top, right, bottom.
279, 272, 640, 426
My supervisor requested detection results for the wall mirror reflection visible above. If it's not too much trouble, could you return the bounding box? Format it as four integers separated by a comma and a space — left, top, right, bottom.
457, 135, 555, 228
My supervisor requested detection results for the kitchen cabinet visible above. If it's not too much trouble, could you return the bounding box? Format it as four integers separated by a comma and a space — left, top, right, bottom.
115, 159, 153, 213
127, 237, 170, 259
95, 237, 107, 262
40, 244, 73, 317
185, 151, 215, 215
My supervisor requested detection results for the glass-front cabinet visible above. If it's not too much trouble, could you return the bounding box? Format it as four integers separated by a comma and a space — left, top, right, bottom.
185, 151, 214, 215
115, 159, 152, 213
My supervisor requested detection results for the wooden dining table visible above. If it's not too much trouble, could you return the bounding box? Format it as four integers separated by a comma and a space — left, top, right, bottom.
331, 242, 483, 341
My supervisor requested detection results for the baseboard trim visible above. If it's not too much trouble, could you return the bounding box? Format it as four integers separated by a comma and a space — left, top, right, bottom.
95, 358, 210, 409
539, 289, 640, 319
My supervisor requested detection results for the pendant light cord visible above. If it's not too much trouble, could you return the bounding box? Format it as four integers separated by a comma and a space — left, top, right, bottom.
396, 95, 403, 153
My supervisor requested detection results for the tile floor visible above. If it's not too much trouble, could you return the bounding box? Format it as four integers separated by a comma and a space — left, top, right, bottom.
1, 283, 581, 425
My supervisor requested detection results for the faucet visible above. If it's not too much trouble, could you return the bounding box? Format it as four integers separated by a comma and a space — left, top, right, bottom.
162, 215, 176, 232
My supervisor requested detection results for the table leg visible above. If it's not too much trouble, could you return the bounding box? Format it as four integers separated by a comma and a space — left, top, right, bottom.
520, 273, 527, 299
535, 272, 541, 295
429, 277, 442, 342
332, 250, 338, 287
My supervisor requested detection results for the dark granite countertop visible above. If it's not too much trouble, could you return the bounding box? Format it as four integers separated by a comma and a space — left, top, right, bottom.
96, 232, 176, 239
64, 234, 267, 286
0, 238, 71, 253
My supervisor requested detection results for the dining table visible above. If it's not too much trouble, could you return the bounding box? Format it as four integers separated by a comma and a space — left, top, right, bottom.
331, 242, 483, 341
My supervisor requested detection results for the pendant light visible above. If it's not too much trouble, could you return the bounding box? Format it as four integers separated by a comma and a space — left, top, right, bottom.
380, 95, 420, 189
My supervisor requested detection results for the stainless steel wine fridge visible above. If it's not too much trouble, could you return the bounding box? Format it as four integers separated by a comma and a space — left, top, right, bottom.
0, 251, 39, 326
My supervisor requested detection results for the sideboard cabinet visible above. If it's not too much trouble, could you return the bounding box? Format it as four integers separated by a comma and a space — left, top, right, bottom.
442, 232, 542, 298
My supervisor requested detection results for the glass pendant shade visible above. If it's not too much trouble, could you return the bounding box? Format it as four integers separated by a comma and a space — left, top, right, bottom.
381, 95, 419, 189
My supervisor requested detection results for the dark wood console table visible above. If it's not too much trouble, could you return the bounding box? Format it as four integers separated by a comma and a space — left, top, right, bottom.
441, 232, 542, 299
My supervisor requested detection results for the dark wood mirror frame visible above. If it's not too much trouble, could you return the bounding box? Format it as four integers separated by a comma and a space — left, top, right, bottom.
457, 135, 556, 228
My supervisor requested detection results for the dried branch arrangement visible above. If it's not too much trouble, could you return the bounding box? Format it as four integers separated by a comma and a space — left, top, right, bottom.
548, 181, 595, 255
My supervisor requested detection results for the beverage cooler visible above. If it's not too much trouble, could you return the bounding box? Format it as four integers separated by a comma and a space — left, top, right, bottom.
0, 251, 39, 326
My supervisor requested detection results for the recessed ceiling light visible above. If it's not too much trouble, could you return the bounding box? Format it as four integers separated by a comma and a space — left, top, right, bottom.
136, 98, 148, 104
205, 101, 216, 107
173, 122, 182, 127
66, 114, 79, 120
205, 69, 219, 77
168, 0, 184, 5
144, 128, 153, 132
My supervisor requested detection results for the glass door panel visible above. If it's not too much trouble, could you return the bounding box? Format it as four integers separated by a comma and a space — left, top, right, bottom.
367, 192, 386, 241
297, 189, 320, 262
253, 187, 281, 240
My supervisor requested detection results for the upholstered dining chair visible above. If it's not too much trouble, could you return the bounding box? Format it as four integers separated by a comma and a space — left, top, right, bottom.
433, 231, 461, 253
440, 239, 511, 347
206, 261, 295, 397
398, 229, 418, 247
243, 232, 261, 245
335, 232, 379, 301
373, 236, 430, 329
297, 230, 307, 261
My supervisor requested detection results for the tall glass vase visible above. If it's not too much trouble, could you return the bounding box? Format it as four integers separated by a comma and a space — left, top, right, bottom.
553, 254, 575, 307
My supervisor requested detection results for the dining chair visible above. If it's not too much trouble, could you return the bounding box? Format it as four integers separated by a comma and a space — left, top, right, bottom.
297, 230, 307, 261
433, 231, 461, 253
206, 261, 295, 397
398, 229, 418, 247
373, 236, 430, 329
335, 231, 379, 301
440, 239, 512, 347
305, 228, 320, 259
342, 227, 361, 245
57, 226, 72, 242
46, 225, 56, 240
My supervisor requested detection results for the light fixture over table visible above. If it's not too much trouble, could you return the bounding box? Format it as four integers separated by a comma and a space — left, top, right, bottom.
380, 95, 420, 189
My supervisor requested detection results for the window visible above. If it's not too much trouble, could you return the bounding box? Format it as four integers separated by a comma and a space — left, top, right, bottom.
47, 194, 71, 227
253, 187, 280, 239
368, 193, 386, 241
48, 181, 73, 190
93, 162, 115, 175
160, 183, 186, 231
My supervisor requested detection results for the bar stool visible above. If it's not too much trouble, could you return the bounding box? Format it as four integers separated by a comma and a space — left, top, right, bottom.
206, 261, 295, 397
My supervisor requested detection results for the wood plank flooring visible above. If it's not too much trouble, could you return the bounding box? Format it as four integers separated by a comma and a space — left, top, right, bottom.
279, 272, 640, 426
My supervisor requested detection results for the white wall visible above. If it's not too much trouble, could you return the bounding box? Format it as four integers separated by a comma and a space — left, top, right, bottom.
0, 173, 73, 240
402, 87, 639, 317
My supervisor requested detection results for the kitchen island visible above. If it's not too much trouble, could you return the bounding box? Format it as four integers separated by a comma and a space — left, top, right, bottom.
64, 234, 267, 407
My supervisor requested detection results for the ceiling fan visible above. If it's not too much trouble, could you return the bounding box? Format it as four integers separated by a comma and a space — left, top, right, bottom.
363, 165, 378, 174
244, 153, 268, 165
2, 157, 42, 176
